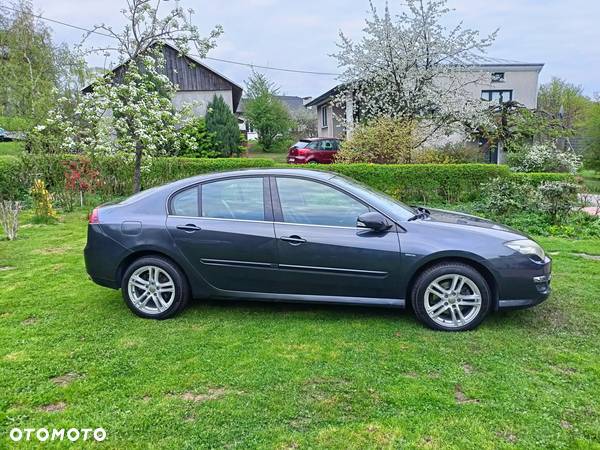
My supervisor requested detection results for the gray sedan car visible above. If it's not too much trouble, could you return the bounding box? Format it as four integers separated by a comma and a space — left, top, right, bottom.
84, 169, 551, 331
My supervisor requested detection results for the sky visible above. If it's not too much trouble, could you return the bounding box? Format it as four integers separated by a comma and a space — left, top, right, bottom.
22, 0, 600, 98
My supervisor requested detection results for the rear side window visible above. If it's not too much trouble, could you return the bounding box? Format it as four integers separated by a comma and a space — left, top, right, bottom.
202, 177, 265, 221
171, 187, 198, 216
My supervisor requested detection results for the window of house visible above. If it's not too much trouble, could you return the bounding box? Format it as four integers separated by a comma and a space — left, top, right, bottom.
276, 178, 368, 227
202, 177, 265, 221
321, 106, 328, 128
491, 72, 505, 83
481, 90, 513, 103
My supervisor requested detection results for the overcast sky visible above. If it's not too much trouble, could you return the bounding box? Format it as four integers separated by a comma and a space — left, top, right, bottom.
27, 0, 600, 98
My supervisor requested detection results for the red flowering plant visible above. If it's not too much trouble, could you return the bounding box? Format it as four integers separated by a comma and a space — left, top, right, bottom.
58, 158, 103, 211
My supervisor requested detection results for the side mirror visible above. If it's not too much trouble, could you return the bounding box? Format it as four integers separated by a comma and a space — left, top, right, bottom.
357, 212, 391, 232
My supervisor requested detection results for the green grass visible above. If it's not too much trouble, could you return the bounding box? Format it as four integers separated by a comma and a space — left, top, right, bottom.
245, 142, 290, 163
581, 170, 600, 194
0, 141, 24, 157
1, 212, 600, 449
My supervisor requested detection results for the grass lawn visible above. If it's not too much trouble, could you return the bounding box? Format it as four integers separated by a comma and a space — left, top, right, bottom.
244, 143, 290, 163
0, 141, 24, 157
1, 212, 600, 448
581, 170, 600, 194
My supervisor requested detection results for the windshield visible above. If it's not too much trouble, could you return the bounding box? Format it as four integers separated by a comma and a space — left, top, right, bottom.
332, 175, 416, 221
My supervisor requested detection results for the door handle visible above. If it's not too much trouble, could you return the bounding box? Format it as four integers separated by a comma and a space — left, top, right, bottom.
176, 223, 201, 232
280, 235, 307, 245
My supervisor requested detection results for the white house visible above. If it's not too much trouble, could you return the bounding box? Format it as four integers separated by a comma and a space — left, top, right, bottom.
305, 62, 544, 140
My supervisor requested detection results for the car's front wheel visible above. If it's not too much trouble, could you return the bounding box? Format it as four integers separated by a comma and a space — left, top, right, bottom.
121, 256, 189, 319
411, 262, 492, 331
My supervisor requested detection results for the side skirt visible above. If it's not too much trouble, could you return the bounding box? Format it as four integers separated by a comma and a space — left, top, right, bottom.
210, 289, 406, 308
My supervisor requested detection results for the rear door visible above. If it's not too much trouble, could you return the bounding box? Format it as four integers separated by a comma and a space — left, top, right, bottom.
166, 177, 279, 292
271, 176, 402, 299
318, 139, 338, 163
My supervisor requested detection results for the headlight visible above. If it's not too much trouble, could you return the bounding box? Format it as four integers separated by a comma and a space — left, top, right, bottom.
505, 239, 545, 261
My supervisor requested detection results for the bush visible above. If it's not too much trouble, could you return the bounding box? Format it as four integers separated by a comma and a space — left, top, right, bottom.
480, 177, 580, 225
0, 156, 26, 201
336, 118, 415, 164
0, 115, 33, 131
412, 144, 485, 164
178, 118, 220, 158
326, 163, 510, 204
507, 143, 582, 174
31, 179, 58, 223
16, 154, 277, 199
2, 155, 579, 208
536, 181, 579, 223
480, 177, 535, 216
205, 96, 243, 157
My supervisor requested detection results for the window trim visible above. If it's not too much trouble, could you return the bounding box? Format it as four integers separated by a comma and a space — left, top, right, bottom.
167, 175, 273, 222
321, 105, 328, 128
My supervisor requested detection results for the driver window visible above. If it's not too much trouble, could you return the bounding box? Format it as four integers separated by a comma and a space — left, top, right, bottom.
276, 177, 368, 227
202, 177, 265, 221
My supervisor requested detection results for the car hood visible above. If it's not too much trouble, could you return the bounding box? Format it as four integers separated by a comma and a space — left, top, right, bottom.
423, 207, 527, 236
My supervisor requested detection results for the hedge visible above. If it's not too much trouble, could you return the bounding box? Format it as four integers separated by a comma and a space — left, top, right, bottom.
0, 154, 575, 205
323, 163, 511, 203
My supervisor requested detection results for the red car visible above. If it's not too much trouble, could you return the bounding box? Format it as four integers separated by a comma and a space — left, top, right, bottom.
287, 138, 341, 164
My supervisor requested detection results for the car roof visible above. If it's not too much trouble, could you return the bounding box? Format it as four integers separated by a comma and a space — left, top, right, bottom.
299, 137, 340, 142
165, 168, 337, 191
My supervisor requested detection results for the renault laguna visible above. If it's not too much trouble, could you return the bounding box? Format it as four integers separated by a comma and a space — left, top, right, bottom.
84, 169, 551, 331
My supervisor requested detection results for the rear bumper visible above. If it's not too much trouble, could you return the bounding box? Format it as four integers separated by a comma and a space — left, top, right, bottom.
84, 224, 129, 290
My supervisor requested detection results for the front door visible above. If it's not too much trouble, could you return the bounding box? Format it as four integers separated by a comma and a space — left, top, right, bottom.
271, 177, 402, 299
166, 177, 279, 292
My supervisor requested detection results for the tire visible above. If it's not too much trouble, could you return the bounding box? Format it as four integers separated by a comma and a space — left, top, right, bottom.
121, 256, 189, 319
411, 262, 492, 331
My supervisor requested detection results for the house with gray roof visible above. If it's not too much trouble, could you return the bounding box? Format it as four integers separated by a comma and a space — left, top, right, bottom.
305, 62, 544, 141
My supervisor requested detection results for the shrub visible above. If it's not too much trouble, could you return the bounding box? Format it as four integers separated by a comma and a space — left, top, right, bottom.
536, 181, 579, 223
0, 156, 26, 201
507, 143, 582, 174
412, 145, 484, 164
178, 118, 220, 158
327, 163, 510, 204
1, 154, 579, 208
480, 177, 580, 225
0, 200, 21, 240
336, 118, 415, 164
0, 115, 33, 131
31, 179, 58, 223
480, 177, 535, 216
205, 96, 243, 157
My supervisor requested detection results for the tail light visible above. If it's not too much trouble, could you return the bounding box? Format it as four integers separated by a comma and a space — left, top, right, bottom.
289, 147, 298, 156
89, 207, 100, 224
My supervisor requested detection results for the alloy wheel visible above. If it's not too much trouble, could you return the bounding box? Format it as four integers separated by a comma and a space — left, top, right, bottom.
423, 274, 482, 329
127, 265, 175, 315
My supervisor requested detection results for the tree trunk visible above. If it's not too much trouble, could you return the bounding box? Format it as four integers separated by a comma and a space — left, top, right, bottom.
133, 143, 143, 193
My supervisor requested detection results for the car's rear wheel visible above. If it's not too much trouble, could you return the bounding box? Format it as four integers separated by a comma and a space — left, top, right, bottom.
121, 256, 189, 319
411, 262, 492, 331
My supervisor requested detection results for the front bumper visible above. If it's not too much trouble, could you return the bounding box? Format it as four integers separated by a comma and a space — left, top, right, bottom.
496, 256, 552, 310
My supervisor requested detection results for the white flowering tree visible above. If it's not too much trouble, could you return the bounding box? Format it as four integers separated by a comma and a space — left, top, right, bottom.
60, 0, 223, 193
334, 0, 497, 146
